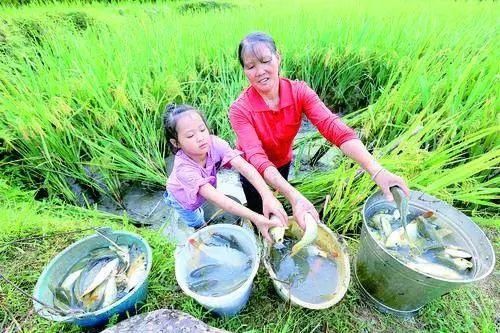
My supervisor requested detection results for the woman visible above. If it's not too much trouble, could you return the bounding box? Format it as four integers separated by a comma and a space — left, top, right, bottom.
229, 32, 409, 230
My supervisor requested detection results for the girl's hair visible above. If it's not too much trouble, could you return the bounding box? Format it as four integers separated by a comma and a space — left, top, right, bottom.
238, 32, 278, 67
163, 103, 209, 153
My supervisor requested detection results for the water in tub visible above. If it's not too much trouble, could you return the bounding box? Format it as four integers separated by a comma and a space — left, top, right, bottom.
270, 238, 339, 304
185, 232, 254, 297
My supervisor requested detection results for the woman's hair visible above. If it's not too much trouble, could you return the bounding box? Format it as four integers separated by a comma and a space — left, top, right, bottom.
163, 103, 209, 153
237, 32, 278, 67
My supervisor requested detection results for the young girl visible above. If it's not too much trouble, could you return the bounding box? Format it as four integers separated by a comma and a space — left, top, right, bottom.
163, 104, 287, 242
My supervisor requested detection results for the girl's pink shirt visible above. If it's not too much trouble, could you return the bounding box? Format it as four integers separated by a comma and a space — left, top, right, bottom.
167, 135, 242, 210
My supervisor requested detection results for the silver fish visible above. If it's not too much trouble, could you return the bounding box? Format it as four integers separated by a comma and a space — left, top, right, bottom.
126, 253, 147, 292
444, 246, 472, 259
407, 261, 463, 280
210, 278, 247, 297
61, 269, 82, 292
102, 275, 118, 308
385, 221, 418, 248
188, 238, 248, 267
370, 214, 393, 232
78, 258, 119, 298
188, 279, 218, 293
436, 253, 473, 271
189, 264, 222, 279
81, 279, 107, 312
52, 286, 72, 311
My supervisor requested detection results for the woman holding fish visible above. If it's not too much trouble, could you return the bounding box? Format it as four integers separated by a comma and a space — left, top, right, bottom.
229, 32, 410, 229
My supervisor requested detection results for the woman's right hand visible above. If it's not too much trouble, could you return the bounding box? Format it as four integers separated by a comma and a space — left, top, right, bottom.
291, 193, 320, 230
251, 214, 284, 243
262, 193, 288, 226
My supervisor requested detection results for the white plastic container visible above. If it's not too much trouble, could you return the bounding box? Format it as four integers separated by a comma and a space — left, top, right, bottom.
174, 224, 260, 317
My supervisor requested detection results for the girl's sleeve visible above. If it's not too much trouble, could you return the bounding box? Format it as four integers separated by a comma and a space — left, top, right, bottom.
211, 135, 243, 168
298, 81, 358, 147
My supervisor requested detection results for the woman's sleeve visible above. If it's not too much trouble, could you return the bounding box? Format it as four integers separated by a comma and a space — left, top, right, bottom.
210, 136, 243, 168
229, 104, 274, 174
298, 81, 358, 147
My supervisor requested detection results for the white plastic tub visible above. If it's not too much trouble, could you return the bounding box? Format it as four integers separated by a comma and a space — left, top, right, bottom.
174, 224, 260, 317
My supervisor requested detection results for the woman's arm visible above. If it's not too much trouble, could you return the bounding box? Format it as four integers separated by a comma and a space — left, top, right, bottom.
263, 166, 319, 230
230, 156, 288, 224
339, 139, 409, 201
299, 81, 409, 200
198, 183, 282, 242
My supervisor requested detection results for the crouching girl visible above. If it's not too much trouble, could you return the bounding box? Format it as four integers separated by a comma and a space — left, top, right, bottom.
163, 104, 287, 242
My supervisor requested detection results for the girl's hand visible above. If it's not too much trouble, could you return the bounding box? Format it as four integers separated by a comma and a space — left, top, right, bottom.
372, 169, 410, 201
292, 194, 320, 230
252, 214, 284, 243
262, 194, 288, 226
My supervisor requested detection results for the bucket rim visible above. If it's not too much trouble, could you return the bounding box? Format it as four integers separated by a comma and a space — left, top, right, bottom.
33, 230, 153, 322
362, 189, 496, 283
174, 224, 260, 303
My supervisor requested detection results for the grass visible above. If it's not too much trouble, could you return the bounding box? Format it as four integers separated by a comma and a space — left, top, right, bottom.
0, 0, 498, 208
0, 0, 498, 331
0, 180, 497, 332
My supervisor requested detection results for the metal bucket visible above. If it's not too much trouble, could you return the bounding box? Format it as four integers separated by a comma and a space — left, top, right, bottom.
354, 190, 495, 317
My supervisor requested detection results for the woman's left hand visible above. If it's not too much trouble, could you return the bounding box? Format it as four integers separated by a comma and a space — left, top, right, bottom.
373, 169, 410, 201
262, 194, 288, 226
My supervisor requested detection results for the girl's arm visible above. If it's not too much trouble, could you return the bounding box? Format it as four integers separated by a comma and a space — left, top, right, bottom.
230, 156, 288, 225
198, 183, 282, 242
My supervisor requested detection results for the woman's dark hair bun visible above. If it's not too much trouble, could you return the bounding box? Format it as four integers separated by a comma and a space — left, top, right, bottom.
165, 103, 176, 113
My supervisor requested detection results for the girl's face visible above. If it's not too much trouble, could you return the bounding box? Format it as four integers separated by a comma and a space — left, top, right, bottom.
171, 111, 210, 158
242, 43, 280, 96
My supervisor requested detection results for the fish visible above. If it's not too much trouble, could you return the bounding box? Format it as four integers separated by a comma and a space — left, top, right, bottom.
126, 253, 147, 292
436, 253, 473, 271
203, 232, 230, 247
115, 272, 128, 292
407, 260, 463, 280
81, 279, 107, 312
101, 275, 118, 308
188, 279, 218, 293
270, 226, 286, 245
52, 242, 147, 315
189, 264, 222, 279
291, 214, 318, 257
384, 221, 418, 248
78, 257, 119, 299
52, 286, 72, 311
61, 269, 82, 292
212, 233, 243, 252
444, 246, 472, 259
370, 214, 393, 236
210, 278, 247, 296
391, 186, 412, 247
422, 244, 473, 260
304, 245, 329, 258
188, 238, 248, 268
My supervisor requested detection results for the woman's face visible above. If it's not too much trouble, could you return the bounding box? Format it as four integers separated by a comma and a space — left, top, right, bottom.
242, 43, 280, 96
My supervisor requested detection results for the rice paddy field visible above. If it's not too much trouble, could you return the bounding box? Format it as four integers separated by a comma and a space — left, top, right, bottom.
0, 0, 498, 332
